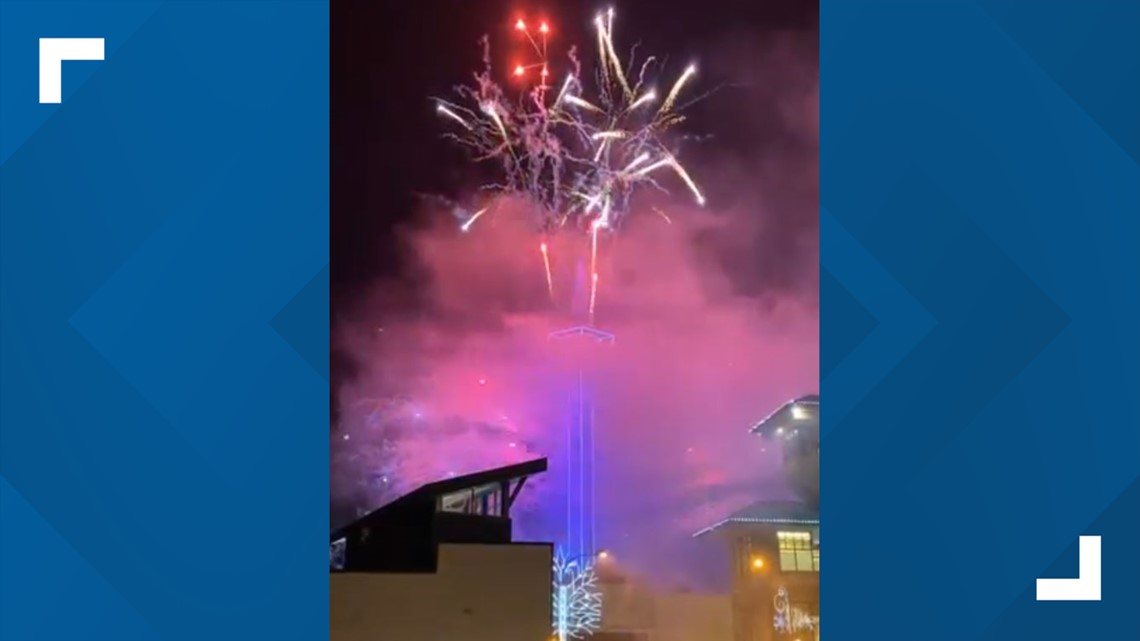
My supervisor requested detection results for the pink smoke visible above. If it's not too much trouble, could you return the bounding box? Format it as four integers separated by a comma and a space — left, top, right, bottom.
334, 33, 818, 585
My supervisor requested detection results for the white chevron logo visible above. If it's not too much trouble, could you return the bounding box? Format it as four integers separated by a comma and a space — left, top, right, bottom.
39, 38, 104, 104
1036, 535, 1101, 601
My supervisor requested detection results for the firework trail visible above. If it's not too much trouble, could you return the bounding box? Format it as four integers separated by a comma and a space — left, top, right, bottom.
540, 241, 554, 300
434, 8, 708, 315
460, 206, 490, 233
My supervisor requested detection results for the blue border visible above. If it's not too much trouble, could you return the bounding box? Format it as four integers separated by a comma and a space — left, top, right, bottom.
1, 2, 329, 639
822, 1, 1139, 639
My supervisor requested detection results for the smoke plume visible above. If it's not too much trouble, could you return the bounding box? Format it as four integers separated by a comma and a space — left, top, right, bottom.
333, 30, 818, 589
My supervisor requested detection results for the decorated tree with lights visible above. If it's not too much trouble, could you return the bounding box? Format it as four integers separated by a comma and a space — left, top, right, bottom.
552, 551, 602, 641
773, 586, 818, 637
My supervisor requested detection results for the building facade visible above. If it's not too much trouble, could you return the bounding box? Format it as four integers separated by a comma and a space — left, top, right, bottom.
331, 543, 552, 641
592, 568, 734, 641
330, 460, 553, 641
699, 503, 819, 641
696, 396, 821, 641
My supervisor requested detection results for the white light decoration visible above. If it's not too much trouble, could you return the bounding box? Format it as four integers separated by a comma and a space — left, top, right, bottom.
552, 551, 602, 640
691, 517, 820, 538
773, 586, 818, 634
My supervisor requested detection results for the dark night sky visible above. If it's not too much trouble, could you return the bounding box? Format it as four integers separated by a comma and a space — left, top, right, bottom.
331, 0, 819, 392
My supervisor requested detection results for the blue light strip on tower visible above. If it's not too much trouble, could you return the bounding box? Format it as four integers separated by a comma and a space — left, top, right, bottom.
579, 368, 586, 556
549, 325, 613, 559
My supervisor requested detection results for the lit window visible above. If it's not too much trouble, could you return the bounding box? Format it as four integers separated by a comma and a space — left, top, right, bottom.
777, 531, 817, 572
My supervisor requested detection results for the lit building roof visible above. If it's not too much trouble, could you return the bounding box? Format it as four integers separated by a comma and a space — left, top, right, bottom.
692, 500, 819, 538
749, 395, 819, 438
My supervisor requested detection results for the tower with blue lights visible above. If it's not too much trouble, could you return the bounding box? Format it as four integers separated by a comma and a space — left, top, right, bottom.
542, 249, 612, 641
547, 257, 614, 560
548, 324, 613, 559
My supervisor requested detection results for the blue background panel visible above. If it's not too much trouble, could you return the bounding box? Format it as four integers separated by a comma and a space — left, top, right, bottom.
822, 1, 1139, 640
1, 2, 329, 640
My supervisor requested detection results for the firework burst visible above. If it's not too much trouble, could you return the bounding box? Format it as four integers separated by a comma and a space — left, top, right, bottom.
434, 8, 708, 316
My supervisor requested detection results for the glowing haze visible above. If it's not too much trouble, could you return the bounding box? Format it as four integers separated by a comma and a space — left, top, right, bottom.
333, 25, 818, 588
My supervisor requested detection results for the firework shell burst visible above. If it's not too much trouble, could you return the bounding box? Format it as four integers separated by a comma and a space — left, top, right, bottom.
434, 8, 707, 237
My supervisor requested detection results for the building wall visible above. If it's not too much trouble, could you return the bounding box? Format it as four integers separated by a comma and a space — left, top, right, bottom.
601, 578, 656, 632
599, 578, 733, 641
728, 526, 819, 641
653, 593, 733, 641
331, 543, 552, 641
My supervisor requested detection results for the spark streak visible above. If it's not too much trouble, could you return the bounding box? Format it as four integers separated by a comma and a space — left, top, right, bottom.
621, 152, 651, 174
480, 102, 510, 144
563, 94, 603, 112
554, 74, 575, 107
460, 206, 489, 232
628, 90, 656, 111
598, 9, 632, 99
661, 64, 697, 114
589, 271, 599, 324
668, 157, 706, 206
435, 103, 471, 130
630, 157, 673, 178
540, 241, 554, 300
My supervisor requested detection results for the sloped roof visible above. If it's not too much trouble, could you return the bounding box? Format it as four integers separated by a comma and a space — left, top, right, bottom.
749, 395, 819, 437
692, 500, 819, 537
410, 457, 546, 500
331, 458, 547, 541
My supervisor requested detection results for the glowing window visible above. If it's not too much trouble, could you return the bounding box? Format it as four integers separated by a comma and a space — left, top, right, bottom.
777, 531, 817, 572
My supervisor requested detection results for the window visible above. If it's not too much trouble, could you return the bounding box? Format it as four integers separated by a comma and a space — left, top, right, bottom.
473, 483, 500, 516
487, 488, 500, 516
440, 489, 473, 513
812, 528, 820, 571
777, 531, 817, 572
440, 484, 503, 515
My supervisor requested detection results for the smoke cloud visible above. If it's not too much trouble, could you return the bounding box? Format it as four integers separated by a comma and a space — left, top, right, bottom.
333, 30, 818, 589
